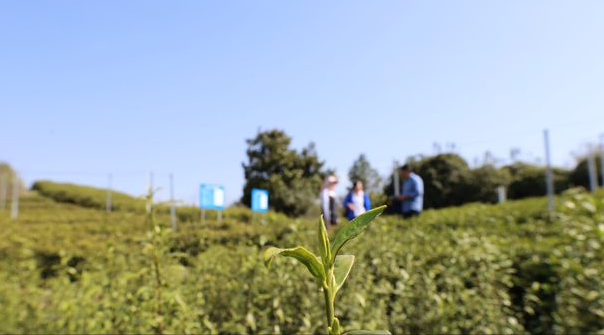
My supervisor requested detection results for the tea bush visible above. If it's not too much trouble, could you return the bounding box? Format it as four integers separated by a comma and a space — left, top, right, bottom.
31, 180, 290, 224
0, 185, 603, 334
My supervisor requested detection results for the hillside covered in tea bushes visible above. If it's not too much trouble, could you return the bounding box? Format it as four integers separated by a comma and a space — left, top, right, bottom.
0, 182, 602, 334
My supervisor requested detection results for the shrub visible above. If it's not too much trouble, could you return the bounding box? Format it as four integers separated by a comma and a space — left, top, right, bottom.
503, 163, 570, 199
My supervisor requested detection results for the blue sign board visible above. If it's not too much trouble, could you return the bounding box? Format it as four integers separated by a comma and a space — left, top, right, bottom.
199, 184, 225, 210
251, 188, 269, 213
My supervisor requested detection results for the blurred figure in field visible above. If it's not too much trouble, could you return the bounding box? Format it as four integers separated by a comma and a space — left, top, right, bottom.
343, 180, 371, 220
321, 175, 339, 227
396, 164, 424, 218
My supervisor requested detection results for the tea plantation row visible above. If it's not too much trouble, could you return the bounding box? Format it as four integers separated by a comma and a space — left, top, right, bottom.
0, 184, 602, 334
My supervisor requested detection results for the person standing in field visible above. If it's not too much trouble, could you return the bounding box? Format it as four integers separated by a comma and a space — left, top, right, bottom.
343, 180, 371, 220
321, 175, 339, 227
396, 164, 424, 218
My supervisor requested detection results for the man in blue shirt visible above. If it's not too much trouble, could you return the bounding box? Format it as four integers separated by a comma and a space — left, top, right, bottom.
396, 164, 424, 218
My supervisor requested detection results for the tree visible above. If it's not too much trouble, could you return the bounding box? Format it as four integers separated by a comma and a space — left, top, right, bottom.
503, 162, 570, 199
380, 152, 575, 211
241, 129, 326, 217
462, 164, 511, 203
414, 153, 471, 209
382, 153, 470, 210
347, 154, 381, 194
569, 150, 604, 189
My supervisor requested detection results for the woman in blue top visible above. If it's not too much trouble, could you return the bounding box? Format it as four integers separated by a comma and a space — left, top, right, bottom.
343, 180, 371, 220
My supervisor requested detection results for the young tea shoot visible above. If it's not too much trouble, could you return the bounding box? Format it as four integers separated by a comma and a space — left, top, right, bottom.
263, 205, 390, 335
144, 187, 165, 335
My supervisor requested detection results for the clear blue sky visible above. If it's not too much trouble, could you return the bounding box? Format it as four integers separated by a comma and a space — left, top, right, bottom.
2, 1, 604, 204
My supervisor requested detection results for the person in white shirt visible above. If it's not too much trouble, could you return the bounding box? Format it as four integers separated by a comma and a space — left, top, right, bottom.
320, 175, 339, 227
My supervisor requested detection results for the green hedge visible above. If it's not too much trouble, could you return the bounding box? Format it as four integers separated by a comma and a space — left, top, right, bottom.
32, 180, 147, 212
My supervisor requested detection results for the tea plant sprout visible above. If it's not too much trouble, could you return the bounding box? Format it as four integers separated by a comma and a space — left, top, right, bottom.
143, 186, 165, 334
263, 205, 390, 335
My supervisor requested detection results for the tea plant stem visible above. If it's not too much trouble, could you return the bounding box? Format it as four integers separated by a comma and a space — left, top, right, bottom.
154, 246, 163, 334
147, 189, 164, 335
323, 267, 339, 335
323, 284, 334, 328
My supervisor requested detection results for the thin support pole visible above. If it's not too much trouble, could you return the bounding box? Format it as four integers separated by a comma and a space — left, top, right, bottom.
10, 176, 19, 219
393, 169, 400, 196
0, 173, 7, 210
497, 185, 506, 203
170, 174, 176, 232
543, 129, 555, 212
587, 149, 598, 192
599, 134, 604, 188
106, 174, 112, 212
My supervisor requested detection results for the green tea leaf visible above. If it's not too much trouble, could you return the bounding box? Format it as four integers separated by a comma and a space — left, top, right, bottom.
343, 330, 391, 335
331, 205, 386, 259
263, 246, 325, 280
333, 254, 354, 293
318, 215, 331, 265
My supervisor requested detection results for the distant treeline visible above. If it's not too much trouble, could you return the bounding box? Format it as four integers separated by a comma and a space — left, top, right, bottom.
242, 129, 603, 217
380, 153, 602, 213
3, 128, 602, 218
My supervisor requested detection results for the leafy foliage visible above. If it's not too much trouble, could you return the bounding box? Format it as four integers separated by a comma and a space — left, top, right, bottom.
348, 154, 382, 194
1, 183, 603, 334
414, 153, 470, 208
383, 154, 574, 210
461, 164, 511, 203
263, 206, 389, 335
569, 150, 604, 189
264, 246, 325, 280
31, 180, 291, 224
241, 129, 327, 217
33, 180, 147, 212
504, 162, 570, 199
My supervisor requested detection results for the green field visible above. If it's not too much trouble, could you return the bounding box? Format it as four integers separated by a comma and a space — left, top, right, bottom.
1, 183, 603, 334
